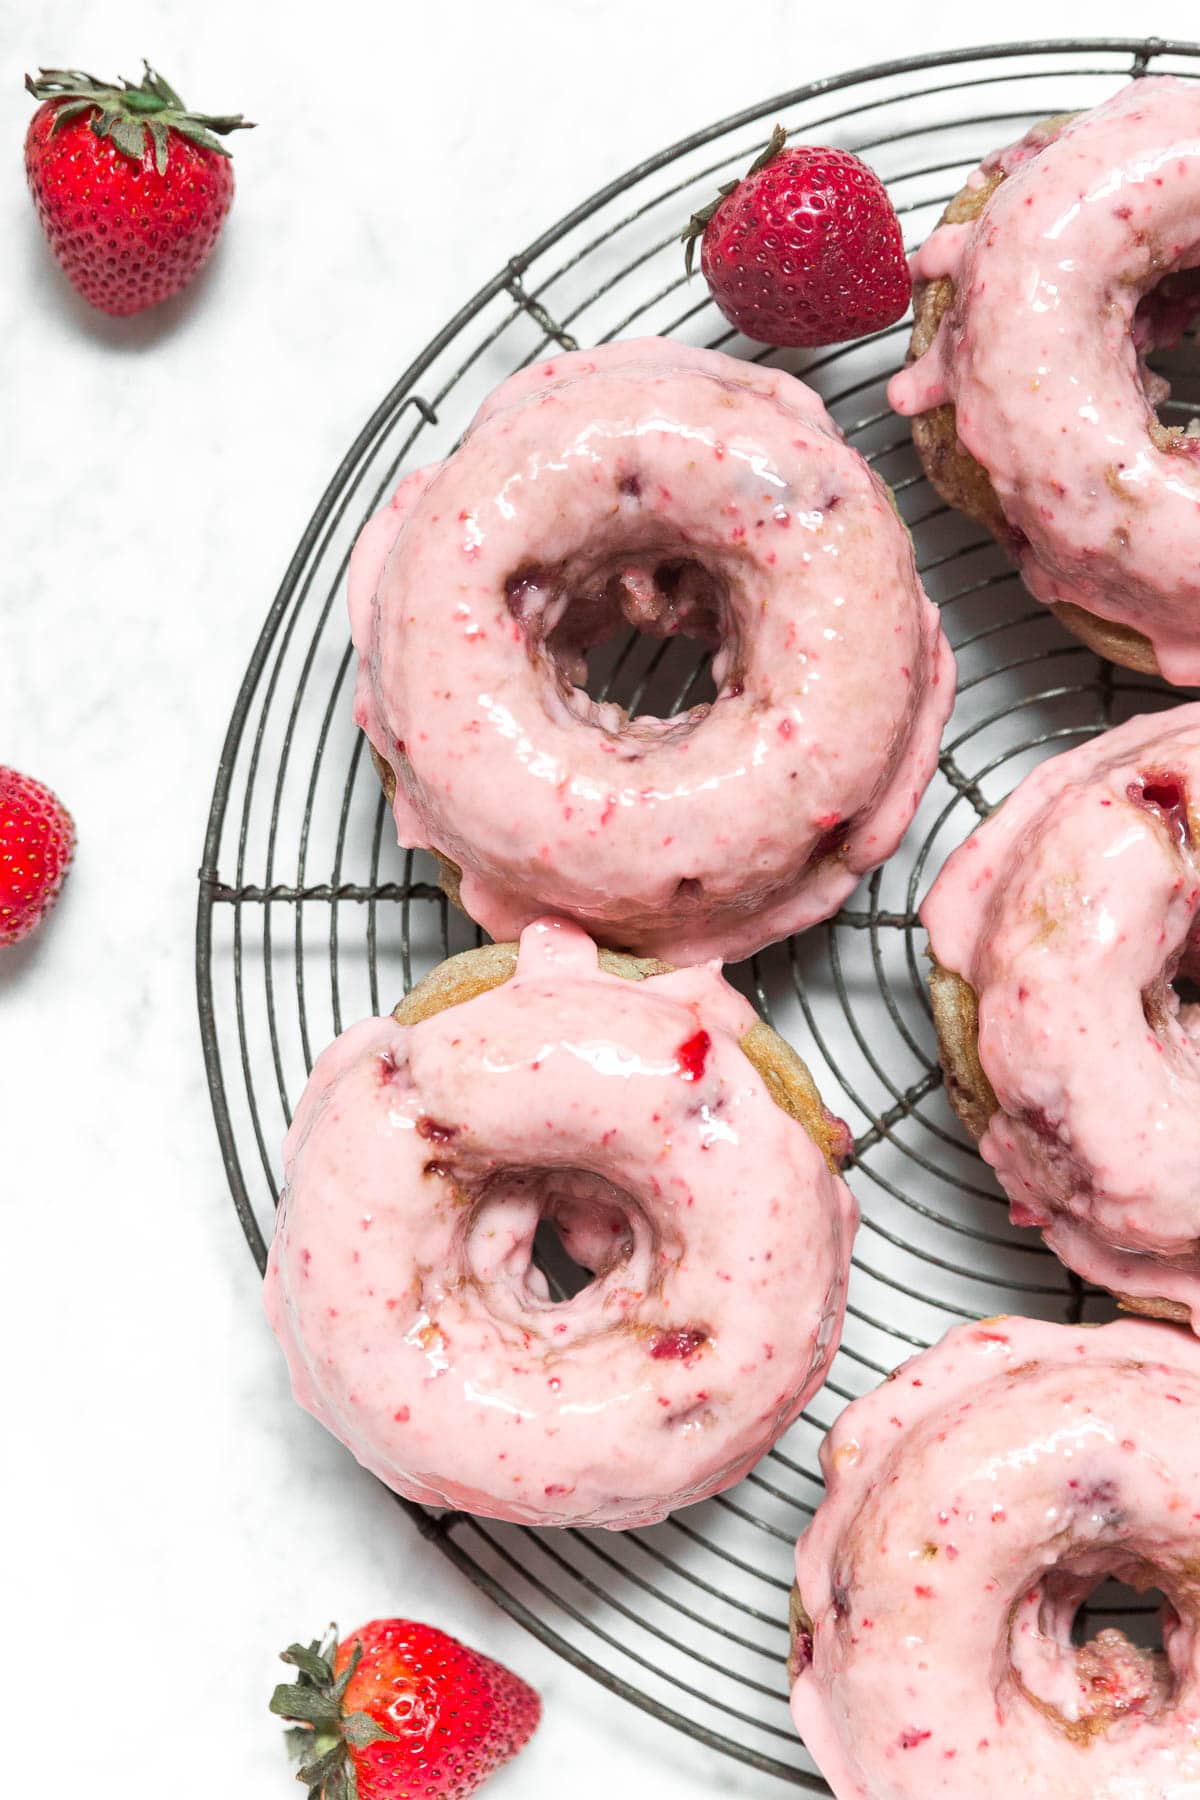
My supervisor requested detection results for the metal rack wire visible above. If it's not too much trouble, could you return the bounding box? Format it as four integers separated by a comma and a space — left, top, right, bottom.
197, 39, 1200, 1788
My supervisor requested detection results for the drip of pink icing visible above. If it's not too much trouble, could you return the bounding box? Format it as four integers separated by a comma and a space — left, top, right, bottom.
909, 220, 973, 285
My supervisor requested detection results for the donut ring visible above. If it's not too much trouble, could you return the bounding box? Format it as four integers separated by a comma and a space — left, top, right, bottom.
891, 79, 1200, 686
350, 337, 954, 963
921, 705, 1200, 1329
789, 1315, 1200, 1797
928, 964, 1192, 1326
264, 918, 858, 1527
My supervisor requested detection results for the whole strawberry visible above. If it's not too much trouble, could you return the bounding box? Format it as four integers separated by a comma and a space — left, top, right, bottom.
24, 61, 253, 316
270, 1619, 541, 1800
684, 125, 911, 348
0, 768, 74, 946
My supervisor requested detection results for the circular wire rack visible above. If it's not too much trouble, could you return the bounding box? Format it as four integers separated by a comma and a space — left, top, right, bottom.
198, 38, 1200, 1789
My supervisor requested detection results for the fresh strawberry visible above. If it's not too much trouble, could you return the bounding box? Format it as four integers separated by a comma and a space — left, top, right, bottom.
683, 125, 911, 347
0, 768, 75, 946
271, 1619, 541, 1799
23, 61, 253, 316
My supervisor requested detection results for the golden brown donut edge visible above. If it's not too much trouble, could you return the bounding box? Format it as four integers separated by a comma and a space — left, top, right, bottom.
370, 741, 465, 911
787, 1580, 814, 1688
927, 955, 1189, 1324
903, 122, 1162, 678
393, 940, 849, 1176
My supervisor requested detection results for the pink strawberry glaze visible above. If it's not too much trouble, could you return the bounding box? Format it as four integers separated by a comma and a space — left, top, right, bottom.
349, 338, 954, 963
922, 706, 1200, 1328
889, 77, 1200, 686
791, 1315, 1200, 1797
263, 918, 858, 1528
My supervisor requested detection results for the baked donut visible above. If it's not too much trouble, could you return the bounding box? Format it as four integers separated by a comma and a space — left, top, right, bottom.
349, 337, 954, 963
264, 917, 858, 1528
789, 1315, 1200, 1797
890, 78, 1200, 685
921, 705, 1200, 1328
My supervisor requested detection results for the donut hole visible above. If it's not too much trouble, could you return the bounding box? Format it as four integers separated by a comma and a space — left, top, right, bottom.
1165, 948, 1200, 1034
1072, 1578, 1171, 1657
1130, 768, 1200, 1036
1136, 268, 1200, 444
506, 550, 734, 729
532, 1214, 598, 1301
1010, 1553, 1182, 1732
464, 1165, 642, 1310
1128, 770, 1191, 850
1142, 939, 1200, 1040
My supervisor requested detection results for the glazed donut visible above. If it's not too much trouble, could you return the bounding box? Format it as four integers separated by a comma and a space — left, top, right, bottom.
921, 705, 1200, 1328
890, 78, 1200, 685
349, 337, 954, 964
789, 1315, 1200, 1798
264, 917, 858, 1528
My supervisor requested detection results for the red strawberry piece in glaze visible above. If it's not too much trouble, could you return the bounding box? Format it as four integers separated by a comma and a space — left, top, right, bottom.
675, 1029, 711, 1082
683, 125, 911, 348
1128, 771, 1191, 848
650, 1326, 709, 1361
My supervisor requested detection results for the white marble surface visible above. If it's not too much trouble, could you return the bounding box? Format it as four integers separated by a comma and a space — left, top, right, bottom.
3, 4, 1197, 1794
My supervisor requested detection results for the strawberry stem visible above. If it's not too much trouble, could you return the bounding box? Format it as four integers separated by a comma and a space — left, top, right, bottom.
682, 122, 789, 277
271, 1628, 396, 1800
24, 60, 254, 174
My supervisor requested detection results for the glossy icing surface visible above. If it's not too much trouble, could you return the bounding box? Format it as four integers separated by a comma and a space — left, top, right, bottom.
922, 706, 1200, 1326
890, 77, 1200, 685
264, 919, 858, 1528
350, 338, 954, 963
791, 1315, 1200, 1797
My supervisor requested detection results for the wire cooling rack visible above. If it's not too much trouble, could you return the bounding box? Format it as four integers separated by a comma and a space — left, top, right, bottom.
197, 38, 1200, 1788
